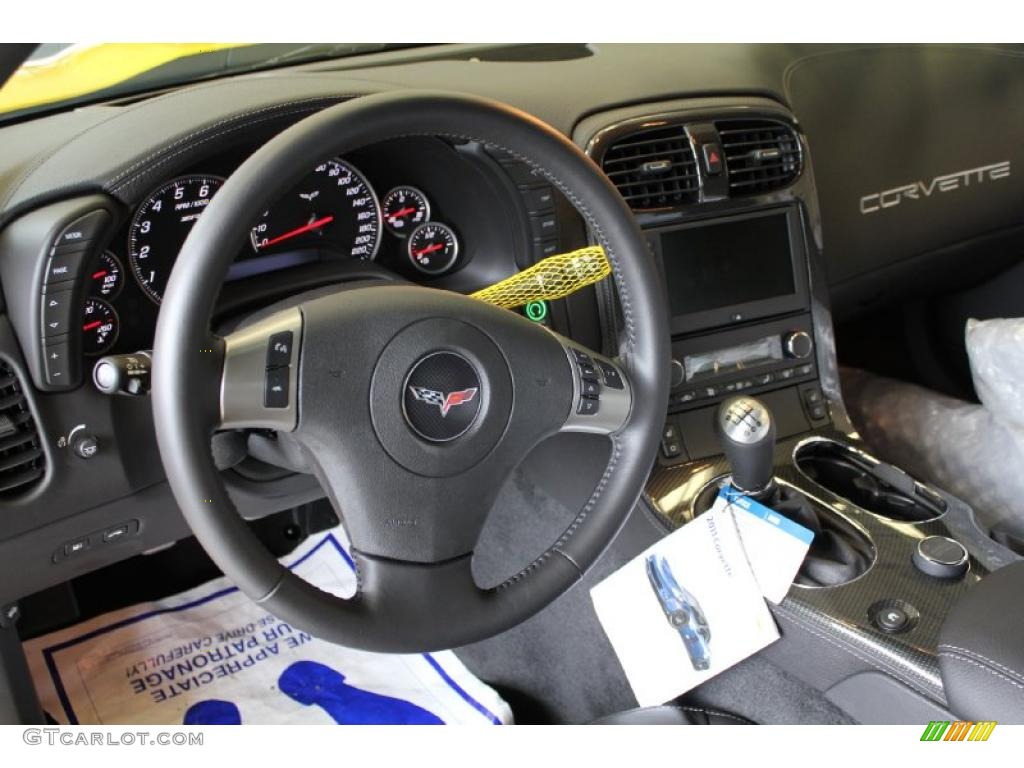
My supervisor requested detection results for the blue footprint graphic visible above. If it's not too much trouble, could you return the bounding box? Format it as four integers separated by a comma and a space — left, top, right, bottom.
278, 660, 444, 724
183, 699, 242, 725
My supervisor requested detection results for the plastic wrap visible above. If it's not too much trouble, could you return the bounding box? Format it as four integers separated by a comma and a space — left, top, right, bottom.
841, 317, 1024, 541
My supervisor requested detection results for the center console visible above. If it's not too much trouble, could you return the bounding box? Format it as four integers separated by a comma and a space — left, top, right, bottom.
653, 205, 827, 462
576, 97, 1022, 723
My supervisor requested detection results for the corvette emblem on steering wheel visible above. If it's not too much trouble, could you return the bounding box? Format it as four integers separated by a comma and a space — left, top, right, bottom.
402, 352, 483, 442
408, 386, 478, 417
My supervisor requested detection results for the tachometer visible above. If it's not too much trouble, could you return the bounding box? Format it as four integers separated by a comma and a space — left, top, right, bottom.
128, 175, 224, 303
250, 159, 381, 260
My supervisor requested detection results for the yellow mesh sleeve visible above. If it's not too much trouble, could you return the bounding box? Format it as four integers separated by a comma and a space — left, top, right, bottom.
469, 246, 611, 309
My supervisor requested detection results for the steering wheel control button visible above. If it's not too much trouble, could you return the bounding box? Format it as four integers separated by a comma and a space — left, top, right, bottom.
598, 360, 625, 390
570, 348, 593, 365
266, 331, 294, 369
580, 378, 600, 397
403, 352, 482, 442
264, 366, 290, 409
577, 395, 600, 416
913, 535, 969, 579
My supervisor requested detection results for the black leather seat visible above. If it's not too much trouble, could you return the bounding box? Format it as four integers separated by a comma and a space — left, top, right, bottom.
593, 705, 753, 725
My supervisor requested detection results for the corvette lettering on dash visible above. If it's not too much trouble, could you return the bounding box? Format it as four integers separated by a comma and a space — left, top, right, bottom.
859, 161, 1011, 214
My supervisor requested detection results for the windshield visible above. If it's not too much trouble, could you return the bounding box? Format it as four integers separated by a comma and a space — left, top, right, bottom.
0, 43, 416, 119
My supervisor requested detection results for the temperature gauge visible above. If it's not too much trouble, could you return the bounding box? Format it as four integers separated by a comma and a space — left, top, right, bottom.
383, 186, 430, 236
407, 222, 459, 275
81, 298, 119, 356
89, 251, 123, 299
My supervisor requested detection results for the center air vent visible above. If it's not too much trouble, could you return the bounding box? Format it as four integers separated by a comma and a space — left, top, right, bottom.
600, 124, 699, 210
0, 361, 45, 497
715, 119, 802, 195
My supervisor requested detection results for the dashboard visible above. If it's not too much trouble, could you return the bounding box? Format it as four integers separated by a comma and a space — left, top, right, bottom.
1, 42, 1023, 611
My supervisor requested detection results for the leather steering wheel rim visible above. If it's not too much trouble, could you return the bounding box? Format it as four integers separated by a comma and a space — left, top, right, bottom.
152, 92, 670, 652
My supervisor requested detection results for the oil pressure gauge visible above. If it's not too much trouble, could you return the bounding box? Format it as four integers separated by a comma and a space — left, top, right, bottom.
407, 222, 459, 275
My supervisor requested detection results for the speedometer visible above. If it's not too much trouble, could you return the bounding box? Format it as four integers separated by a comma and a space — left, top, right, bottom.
128, 175, 224, 303
250, 159, 381, 260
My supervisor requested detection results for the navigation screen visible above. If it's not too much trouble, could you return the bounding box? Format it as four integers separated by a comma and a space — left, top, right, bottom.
660, 212, 796, 318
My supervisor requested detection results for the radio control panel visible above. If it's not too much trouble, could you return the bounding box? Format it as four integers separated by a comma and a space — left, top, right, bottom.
668, 314, 821, 414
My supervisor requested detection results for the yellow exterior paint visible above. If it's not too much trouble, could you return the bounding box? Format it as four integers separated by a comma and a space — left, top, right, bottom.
0, 43, 249, 114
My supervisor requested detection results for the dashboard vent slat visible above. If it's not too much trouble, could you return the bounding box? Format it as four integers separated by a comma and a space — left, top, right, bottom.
715, 118, 802, 195
600, 124, 699, 210
0, 362, 45, 498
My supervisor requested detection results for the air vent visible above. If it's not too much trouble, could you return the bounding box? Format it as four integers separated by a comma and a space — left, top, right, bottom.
601, 124, 699, 210
716, 119, 802, 195
0, 362, 45, 497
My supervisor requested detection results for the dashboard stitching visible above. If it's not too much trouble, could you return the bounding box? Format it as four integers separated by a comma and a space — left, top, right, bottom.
107, 96, 348, 192
110, 107, 333, 197
0, 77, 328, 211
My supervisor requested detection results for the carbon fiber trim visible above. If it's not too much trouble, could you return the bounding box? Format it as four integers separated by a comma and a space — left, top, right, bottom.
645, 426, 1021, 705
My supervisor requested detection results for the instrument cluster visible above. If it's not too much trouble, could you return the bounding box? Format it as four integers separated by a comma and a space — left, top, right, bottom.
88, 144, 477, 358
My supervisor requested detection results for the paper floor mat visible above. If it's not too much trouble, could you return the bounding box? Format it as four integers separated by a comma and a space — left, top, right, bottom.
22, 528, 512, 725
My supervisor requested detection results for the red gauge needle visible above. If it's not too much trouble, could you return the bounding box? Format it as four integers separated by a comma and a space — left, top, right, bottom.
92, 270, 107, 279
260, 215, 334, 249
83, 321, 102, 332
413, 243, 444, 258
388, 207, 417, 220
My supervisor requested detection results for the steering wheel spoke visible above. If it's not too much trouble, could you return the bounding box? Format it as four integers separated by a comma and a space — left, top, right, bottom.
219, 307, 303, 431
552, 337, 633, 437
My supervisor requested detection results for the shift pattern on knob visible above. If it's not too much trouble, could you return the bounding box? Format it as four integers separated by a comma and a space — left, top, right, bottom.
720, 397, 772, 444
718, 395, 776, 495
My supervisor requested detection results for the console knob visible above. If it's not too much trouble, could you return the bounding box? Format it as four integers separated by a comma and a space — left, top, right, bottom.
669, 359, 685, 389
912, 536, 968, 580
784, 330, 813, 359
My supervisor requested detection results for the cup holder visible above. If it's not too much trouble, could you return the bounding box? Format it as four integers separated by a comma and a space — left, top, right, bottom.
794, 439, 946, 523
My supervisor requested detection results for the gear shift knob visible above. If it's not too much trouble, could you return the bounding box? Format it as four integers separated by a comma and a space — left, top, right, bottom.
717, 395, 776, 496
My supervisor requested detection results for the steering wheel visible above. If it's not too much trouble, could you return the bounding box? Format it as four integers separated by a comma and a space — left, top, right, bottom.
152, 92, 669, 652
